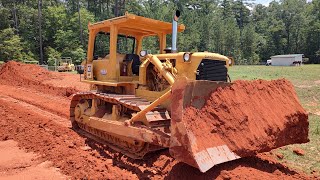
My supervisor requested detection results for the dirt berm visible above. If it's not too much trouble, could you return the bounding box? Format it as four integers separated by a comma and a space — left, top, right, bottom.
170, 78, 309, 171
0, 61, 81, 96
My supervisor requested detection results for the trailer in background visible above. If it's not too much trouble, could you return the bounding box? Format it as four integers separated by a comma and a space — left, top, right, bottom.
270, 54, 303, 66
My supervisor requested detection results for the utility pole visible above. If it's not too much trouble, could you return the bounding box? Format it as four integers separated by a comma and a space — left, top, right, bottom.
239, 0, 243, 47
78, 0, 84, 47
38, 0, 44, 65
115, 0, 118, 17
13, 0, 18, 30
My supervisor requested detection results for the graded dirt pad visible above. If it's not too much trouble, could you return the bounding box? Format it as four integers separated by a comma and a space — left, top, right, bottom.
0, 140, 66, 179
0, 85, 71, 119
0, 61, 89, 97
175, 79, 308, 158
0, 95, 135, 179
0, 62, 315, 179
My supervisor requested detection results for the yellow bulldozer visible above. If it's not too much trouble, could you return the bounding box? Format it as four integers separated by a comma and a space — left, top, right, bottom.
70, 11, 308, 172
57, 57, 75, 72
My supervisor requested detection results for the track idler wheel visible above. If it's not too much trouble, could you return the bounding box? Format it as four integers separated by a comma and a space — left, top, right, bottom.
71, 99, 90, 130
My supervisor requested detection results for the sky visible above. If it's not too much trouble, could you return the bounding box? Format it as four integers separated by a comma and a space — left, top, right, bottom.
254, 0, 312, 6
254, 0, 275, 6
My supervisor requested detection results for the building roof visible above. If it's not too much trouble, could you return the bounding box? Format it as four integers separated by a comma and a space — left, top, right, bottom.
271, 54, 303, 58
88, 12, 185, 37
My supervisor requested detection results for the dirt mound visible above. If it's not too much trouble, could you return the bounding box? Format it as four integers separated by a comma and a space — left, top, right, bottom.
171, 79, 309, 171
166, 155, 310, 180
189, 79, 309, 155
0, 61, 78, 97
0, 61, 56, 82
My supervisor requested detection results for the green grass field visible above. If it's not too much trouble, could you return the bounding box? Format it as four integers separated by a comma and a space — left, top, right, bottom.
229, 65, 320, 174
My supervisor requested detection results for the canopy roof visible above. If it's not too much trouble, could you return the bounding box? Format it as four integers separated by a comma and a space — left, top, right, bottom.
88, 12, 185, 37
271, 54, 304, 58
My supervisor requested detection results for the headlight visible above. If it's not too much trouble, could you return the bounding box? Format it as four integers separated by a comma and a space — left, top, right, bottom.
183, 53, 191, 62
140, 50, 147, 57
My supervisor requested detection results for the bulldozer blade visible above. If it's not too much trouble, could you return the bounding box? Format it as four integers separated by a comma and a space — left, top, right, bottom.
169, 78, 238, 172
169, 77, 308, 173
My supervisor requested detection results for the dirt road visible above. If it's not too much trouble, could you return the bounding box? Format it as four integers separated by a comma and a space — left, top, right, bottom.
0, 61, 316, 179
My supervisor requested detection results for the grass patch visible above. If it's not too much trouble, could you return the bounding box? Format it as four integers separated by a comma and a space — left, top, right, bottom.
229, 65, 320, 114
276, 115, 320, 174
229, 65, 320, 85
229, 64, 320, 174
60, 71, 78, 74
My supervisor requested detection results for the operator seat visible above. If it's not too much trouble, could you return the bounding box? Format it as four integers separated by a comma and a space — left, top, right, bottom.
124, 54, 140, 75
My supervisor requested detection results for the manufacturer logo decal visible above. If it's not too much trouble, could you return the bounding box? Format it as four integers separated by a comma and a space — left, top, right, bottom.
100, 69, 107, 75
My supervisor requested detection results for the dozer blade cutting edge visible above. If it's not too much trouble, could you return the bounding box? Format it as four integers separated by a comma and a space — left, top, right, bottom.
169, 78, 308, 173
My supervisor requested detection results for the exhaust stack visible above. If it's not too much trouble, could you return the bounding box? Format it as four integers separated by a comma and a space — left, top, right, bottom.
172, 10, 180, 53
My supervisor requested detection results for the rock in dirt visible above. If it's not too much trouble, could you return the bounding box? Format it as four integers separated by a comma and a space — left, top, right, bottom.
220, 170, 232, 180
68, 143, 75, 148
80, 146, 92, 151
105, 159, 113, 165
276, 153, 284, 159
293, 148, 305, 156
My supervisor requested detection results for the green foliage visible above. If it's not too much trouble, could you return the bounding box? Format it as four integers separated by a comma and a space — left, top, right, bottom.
67, 47, 86, 65
43, 5, 68, 45
21, 51, 36, 62
69, 8, 95, 49
0, 0, 319, 64
0, 28, 23, 61
242, 24, 259, 64
0, 7, 11, 30
45, 46, 61, 66
54, 30, 79, 51
15, 4, 39, 57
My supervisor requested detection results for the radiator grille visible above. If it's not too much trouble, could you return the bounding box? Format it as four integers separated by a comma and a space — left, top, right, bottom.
196, 59, 227, 82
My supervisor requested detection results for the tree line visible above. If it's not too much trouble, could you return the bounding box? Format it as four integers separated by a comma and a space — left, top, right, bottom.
0, 0, 319, 65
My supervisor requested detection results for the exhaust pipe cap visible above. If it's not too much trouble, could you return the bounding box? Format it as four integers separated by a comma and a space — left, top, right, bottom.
174, 10, 180, 21
172, 10, 180, 53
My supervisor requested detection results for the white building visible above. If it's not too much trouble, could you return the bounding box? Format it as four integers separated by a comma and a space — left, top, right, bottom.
270, 54, 303, 66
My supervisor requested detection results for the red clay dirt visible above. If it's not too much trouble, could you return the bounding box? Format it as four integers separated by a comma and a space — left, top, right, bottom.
0, 61, 89, 97
0, 140, 66, 179
181, 79, 308, 156
0, 62, 316, 179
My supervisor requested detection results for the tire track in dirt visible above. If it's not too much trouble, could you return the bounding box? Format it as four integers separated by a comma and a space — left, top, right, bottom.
0, 92, 181, 179
0, 140, 67, 179
0, 95, 69, 127
0, 94, 138, 179
0, 85, 70, 118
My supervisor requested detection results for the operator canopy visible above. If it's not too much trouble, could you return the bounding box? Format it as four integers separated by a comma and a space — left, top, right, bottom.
88, 12, 185, 37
